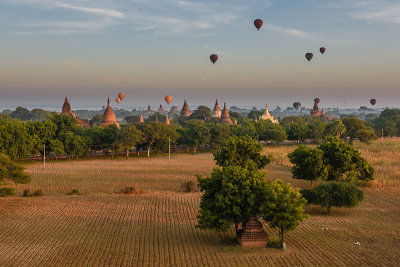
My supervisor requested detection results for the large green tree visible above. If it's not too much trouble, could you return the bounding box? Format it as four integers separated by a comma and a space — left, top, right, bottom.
115, 125, 143, 159
136, 122, 178, 157
288, 145, 328, 188
213, 135, 271, 169
342, 117, 377, 144
0, 153, 31, 195
180, 120, 210, 153
259, 180, 308, 244
0, 119, 33, 159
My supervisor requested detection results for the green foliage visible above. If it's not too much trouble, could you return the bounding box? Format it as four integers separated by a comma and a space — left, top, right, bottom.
10, 107, 31, 121
209, 123, 231, 149
124, 115, 141, 123
197, 164, 267, 234
67, 189, 81, 195
319, 136, 375, 182
288, 145, 327, 188
307, 118, 326, 144
30, 109, 49, 121
179, 120, 210, 153
213, 136, 271, 169
0, 153, 31, 184
183, 180, 196, 192
342, 117, 377, 144
324, 120, 346, 138
300, 182, 364, 214
0, 118, 33, 159
115, 125, 143, 158
255, 120, 287, 142
259, 180, 308, 243
0, 187, 15, 197
190, 106, 212, 121
136, 122, 179, 156
247, 110, 263, 120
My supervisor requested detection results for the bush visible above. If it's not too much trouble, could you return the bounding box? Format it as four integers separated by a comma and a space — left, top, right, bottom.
67, 189, 81, 195
301, 182, 364, 214
23, 189, 30, 197
0, 187, 15, 197
120, 186, 142, 195
33, 189, 44, 197
183, 181, 196, 192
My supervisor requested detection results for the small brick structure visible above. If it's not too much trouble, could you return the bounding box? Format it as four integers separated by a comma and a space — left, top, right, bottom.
238, 215, 268, 248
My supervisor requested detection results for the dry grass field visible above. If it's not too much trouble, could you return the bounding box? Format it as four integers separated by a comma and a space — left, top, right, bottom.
1, 139, 400, 266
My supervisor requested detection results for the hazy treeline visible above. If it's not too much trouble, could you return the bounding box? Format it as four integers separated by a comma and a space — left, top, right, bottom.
1, 107, 397, 160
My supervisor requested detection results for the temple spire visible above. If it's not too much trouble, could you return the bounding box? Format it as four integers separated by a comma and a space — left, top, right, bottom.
219, 102, 232, 124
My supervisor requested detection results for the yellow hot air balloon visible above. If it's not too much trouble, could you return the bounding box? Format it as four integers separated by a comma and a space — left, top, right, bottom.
165, 95, 172, 105
118, 92, 125, 100
116, 97, 121, 104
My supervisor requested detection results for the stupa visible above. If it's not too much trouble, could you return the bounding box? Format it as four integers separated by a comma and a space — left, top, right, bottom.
233, 118, 238, 125
180, 99, 192, 118
165, 115, 170, 125
61, 96, 76, 118
100, 98, 119, 128
60, 96, 90, 128
238, 215, 268, 247
139, 114, 144, 123
219, 103, 233, 124
211, 99, 222, 118
310, 101, 322, 118
259, 104, 279, 124
158, 104, 167, 114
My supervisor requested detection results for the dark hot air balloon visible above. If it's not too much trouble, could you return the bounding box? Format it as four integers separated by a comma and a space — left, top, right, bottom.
370, 99, 377, 106
118, 92, 125, 100
293, 102, 301, 110
305, 53, 313, 62
254, 19, 263, 31
314, 98, 320, 104
165, 95, 172, 105
210, 54, 218, 64
320, 47, 326, 54
116, 97, 121, 104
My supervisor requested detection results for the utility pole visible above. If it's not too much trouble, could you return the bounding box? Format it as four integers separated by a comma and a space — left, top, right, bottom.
43, 143, 46, 169
382, 128, 384, 139
168, 138, 171, 159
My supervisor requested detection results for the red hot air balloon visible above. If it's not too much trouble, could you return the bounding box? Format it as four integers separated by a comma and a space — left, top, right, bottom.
116, 97, 121, 104
118, 92, 125, 100
370, 99, 377, 106
210, 54, 218, 64
320, 47, 326, 54
314, 98, 320, 104
254, 19, 263, 31
165, 95, 172, 105
305, 53, 313, 62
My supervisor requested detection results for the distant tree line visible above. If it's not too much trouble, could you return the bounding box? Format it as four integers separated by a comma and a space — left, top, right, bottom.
3, 107, 397, 160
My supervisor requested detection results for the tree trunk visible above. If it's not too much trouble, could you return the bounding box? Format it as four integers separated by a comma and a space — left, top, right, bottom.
137, 151, 140, 157
310, 180, 313, 189
193, 147, 197, 154
147, 148, 150, 157
327, 205, 331, 214
280, 227, 284, 245
235, 223, 239, 236
126, 149, 129, 160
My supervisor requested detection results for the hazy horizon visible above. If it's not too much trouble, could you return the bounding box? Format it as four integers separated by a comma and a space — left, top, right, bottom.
1, 0, 399, 110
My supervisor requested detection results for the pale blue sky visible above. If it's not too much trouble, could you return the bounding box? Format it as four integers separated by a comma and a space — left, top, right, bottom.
0, 0, 399, 110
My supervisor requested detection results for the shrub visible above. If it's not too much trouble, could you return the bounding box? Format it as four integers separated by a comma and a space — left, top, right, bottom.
22, 189, 30, 197
67, 189, 81, 195
0, 187, 15, 197
33, 189, 44, 197
301, 182, 364, 214
120, 186, 142, 195
183, 181, 196, 192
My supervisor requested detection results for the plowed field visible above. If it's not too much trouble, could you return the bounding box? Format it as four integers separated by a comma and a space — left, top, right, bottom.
1, 145, 399, 266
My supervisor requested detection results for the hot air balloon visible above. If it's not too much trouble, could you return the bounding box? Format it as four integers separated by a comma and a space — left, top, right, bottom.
305, 53, 313, 62
320, 47, 326, 54
293, 102, 301, 110
254, 19, 263, 31
210, 54, 218, 64
370, 99, 377, 106
165, 95, 172, 105
118, 92, 125, 100
314, 98, 320, 104
116, 97, 121, 104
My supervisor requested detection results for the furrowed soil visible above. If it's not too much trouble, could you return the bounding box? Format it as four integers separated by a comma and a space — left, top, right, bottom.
1, 140, 400, 266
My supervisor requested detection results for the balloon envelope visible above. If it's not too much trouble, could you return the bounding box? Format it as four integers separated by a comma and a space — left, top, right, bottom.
210, 54, 218, 64
165, 95, 172, 105
254, 19, 263, 31
320, 47, 326, 54
370, 99, 377, 105
305, 53, 313, 62
118, 92, 125, 100
293, 102, 301, 110
116, 97, 121, 104
314, 98, 320, 104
